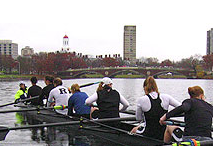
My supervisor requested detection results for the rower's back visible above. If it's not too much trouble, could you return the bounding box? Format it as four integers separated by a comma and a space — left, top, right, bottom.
97, 85, 120, 119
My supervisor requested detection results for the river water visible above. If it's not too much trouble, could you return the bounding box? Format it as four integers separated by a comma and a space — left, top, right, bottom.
0, 78, 212, 145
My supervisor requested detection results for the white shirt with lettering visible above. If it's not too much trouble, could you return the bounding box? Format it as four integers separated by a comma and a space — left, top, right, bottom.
48, 85, 69, 115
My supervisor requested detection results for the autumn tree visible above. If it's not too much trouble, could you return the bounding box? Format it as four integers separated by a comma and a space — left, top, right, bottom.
0, 55, 16, 73
202, 54, 213, 71
160, 59, 173, 67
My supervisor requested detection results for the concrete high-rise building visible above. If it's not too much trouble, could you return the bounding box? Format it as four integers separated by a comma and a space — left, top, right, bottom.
61, 35, 70, 53
0, 40, 18, 59
123, 25, 136, 63
21, 46, 34, 57
206, 28, 213, 55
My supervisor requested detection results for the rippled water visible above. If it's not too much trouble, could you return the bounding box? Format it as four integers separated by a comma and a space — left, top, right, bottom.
0, 78, 212, 145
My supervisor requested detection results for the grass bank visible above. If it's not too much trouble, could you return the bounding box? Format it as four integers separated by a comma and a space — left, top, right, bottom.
0, 74, 43, 81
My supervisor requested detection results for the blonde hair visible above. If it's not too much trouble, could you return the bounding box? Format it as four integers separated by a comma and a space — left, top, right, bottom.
97, 82, 104, 92
71, 84, 80, 92
143, 76, 159, 94
188, 86, 204, 98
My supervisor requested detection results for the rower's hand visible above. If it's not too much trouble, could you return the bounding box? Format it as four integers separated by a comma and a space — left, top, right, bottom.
159, 114, 167, 125
130, 126, 139, 134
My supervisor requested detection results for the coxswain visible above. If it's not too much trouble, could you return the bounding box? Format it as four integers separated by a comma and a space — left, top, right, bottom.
159, 86, 213, 143
130, 76, 180, 141
68, 84, 91, 119
15, 81, 28, 103
27, 76, 42, 106
47, 78, 69, 115
85, 77, 129, 120
38, 76, 55, 106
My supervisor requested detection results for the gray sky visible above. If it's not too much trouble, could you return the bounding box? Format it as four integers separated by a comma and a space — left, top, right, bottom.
0, 0, 213, 61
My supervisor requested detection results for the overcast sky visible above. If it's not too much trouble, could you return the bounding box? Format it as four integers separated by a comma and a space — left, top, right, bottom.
0, 0, 213, 61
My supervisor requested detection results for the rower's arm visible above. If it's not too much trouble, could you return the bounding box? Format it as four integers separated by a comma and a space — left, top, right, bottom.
119, 94, 129, 112
47, 91, 55, 107
166, 99, 191, 119
85, 92, 98, 106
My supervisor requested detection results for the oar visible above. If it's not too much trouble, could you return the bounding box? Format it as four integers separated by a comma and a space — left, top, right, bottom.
0, 105, 67, 114
0, 116, 136, 141
0, 81, 100, 108
79, 81, 101, 88
0, 96, 39, 108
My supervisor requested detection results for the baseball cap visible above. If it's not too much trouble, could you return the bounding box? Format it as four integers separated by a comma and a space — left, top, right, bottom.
19, 81, 25, 85
101, 77, 113, 86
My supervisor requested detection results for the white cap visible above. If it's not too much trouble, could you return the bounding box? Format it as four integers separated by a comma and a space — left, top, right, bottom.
101, 77, 113, 86
19, 81, 25, 85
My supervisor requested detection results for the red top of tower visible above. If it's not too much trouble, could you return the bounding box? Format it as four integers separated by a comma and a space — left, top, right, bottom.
63, 35, 68, 38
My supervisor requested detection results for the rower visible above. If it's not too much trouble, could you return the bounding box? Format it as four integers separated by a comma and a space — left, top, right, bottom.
85, 77, 129, 121
27, 76, 42, 106
47, 78, 69, 115
38, 76, 55, 106
130, 76, 181, 141
159, 86, 213, 143
15, 81, 28, 103
67, 84, 91, 119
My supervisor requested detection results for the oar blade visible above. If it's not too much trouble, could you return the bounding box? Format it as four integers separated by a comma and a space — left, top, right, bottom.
0, 127, 9, 141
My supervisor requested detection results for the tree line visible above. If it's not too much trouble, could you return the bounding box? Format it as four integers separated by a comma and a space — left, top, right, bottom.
0, 52, 213, 76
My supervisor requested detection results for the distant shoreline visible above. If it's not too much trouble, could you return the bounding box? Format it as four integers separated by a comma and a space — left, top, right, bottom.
0, 74, 212, 81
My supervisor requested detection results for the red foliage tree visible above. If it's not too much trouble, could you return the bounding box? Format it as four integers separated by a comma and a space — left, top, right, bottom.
102, 57, 119, 67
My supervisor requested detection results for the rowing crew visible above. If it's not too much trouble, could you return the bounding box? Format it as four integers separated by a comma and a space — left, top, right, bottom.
15, 76, 213, 144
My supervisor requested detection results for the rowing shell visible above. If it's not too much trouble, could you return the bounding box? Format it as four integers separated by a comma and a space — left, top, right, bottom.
12, 104, 165, 146
9, 104, 213, 146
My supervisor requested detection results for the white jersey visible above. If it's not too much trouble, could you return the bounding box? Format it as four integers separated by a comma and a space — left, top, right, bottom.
136, 91, 181, 121
48, 85, 69, 115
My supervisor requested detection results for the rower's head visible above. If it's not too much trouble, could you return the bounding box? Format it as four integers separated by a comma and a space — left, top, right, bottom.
143, 76, 159, 94
30, 76, 38, 85
19, 81, 26, 89
53, 78, 63, 87
70, 84, 80, 94
45, 76, 54, 85
101, 77, 113, 88
188, 86, 205, 100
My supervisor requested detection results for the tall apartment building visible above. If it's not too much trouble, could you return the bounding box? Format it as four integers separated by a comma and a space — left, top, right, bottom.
123, 25, 136, 63
206, 28, 213, 55
0, 40, 18, 59
21, 46, 34, 57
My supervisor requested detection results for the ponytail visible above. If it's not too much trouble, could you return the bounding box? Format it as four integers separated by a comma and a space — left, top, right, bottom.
143, 76, 159, 94
97, 82, 104, 92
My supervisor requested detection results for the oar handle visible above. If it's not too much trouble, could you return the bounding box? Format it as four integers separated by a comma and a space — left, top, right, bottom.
166, 121, 185, 127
